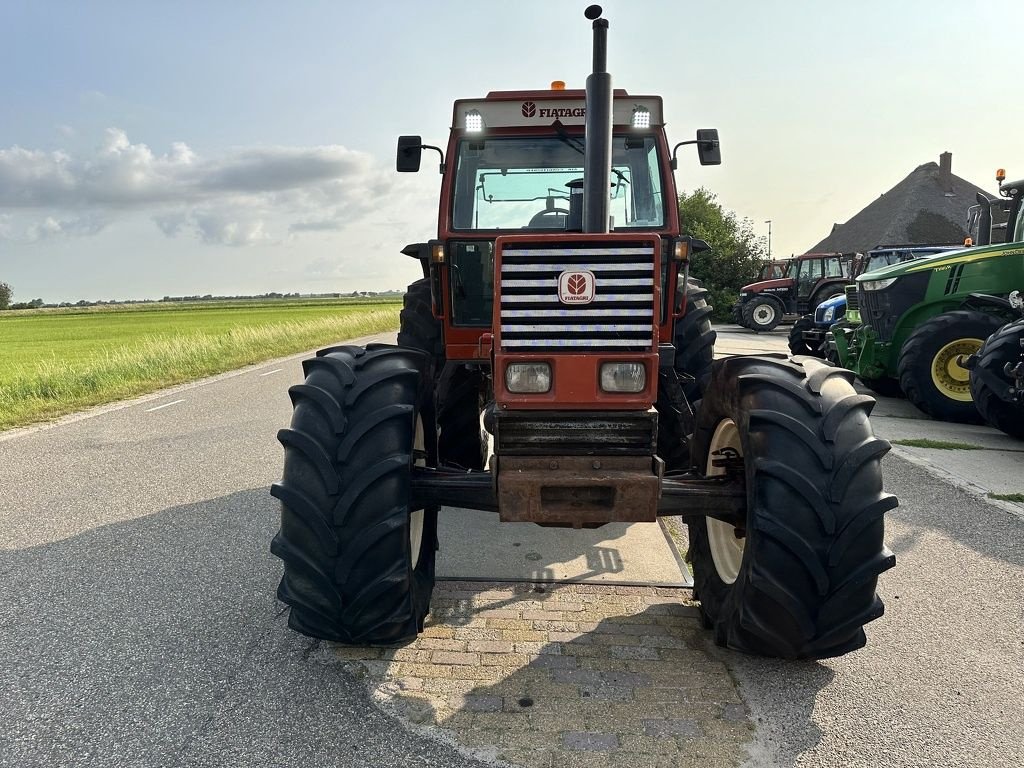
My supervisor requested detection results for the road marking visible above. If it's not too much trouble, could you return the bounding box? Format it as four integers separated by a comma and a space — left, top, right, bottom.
145, 399, 185, 412
259, 369, 283, 377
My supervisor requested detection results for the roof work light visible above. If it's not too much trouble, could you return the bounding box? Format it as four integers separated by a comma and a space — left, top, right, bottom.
465, 109, 483, 132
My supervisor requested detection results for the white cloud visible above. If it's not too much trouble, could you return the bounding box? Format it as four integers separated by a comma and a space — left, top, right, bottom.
289, 219, 345, 233
26, 215, 107, 241
193, 210, 269, 247
0, 129, 393, 244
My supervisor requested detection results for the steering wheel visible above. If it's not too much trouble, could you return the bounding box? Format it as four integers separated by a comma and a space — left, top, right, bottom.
528, 208, 570, 228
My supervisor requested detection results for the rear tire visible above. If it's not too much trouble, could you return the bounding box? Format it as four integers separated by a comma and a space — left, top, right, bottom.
689, 354, 896, 659
437, 364, 486, 469
271, 345, 438, 644
397, 279, 443, 380
970, 318, 1024, 439
657, 279, 717, 469
742, 296, 783, 333
787, 315, 819, 357
898, 310, 1004, 422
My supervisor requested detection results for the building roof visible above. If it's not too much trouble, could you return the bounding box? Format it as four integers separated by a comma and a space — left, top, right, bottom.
809, 154, 995, 253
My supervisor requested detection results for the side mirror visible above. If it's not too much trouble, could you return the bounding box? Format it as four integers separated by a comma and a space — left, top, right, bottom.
397, 136, 423, 173
696, 129, 721, 166
688, 237, 711, 254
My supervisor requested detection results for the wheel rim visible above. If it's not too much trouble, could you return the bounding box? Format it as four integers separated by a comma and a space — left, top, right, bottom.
705, 418, 745, 584
410, 416, 426, 570
752, 304, 775, 326
931, 338, 983, 402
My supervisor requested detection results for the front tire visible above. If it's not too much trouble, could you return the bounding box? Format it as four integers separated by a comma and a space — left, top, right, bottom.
898, 310, 1004, 422
689, 354, 897, 659
270, 345, 438, 644
742, 296, 783, 333
787, 315, 820, 357
397, 278, 443, 380
970, 318, 1024, 439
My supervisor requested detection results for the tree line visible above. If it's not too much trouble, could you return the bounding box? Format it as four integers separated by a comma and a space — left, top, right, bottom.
0, 282, 41, 311
677, 188, 769, 321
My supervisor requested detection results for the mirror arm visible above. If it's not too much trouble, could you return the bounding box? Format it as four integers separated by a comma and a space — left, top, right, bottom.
670, 138, 719, 170
419, 144, 446, 174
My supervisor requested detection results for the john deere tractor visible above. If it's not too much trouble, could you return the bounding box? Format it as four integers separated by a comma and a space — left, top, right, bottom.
788, 244, 961, 359
832, 171, 1024, 419
270, 6, 896, 660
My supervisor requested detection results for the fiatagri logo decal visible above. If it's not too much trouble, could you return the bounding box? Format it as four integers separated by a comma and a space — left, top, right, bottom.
522, 101, 585, 119
558, 270, 596, 304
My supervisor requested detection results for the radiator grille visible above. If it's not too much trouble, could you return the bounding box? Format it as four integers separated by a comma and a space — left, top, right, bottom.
499, 243, 655, 351
845, 284, 859, 312
496, 411, 657, 456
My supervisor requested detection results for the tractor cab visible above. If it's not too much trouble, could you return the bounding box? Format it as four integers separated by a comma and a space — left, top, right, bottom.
397, 88, 719, 361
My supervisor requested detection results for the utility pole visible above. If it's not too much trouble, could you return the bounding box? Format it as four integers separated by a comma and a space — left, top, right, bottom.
764, 220, 772, 260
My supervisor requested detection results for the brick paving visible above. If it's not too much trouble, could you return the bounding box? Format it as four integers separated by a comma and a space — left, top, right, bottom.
333, 581, 752, 767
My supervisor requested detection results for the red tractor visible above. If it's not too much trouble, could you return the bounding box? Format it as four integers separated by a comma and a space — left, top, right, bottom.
270, 6, 896, 660
733, 251, 857, 332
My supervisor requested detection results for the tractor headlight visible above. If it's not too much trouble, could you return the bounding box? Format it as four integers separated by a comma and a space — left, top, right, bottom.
600, 362, 646, 393
822, 306, 836, 322
861, 278, 898, 291
506, 362, 551, 393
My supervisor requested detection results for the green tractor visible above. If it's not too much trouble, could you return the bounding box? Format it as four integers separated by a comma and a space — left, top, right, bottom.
832, 172, 1024, 421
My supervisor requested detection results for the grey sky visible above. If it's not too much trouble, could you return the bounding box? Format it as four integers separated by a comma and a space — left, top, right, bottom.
1, 0, 1020, 302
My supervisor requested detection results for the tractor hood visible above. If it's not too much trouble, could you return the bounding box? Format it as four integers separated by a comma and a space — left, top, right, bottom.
739, 277, 792, 293
857, 240, 1024, 282
816, 292, 847, 312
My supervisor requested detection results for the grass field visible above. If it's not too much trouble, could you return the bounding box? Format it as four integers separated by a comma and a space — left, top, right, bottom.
0, 297, 402, 431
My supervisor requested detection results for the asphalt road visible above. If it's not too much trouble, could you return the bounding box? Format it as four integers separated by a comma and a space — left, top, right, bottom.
2, 328, 1022, 767
0, 336, 494, 768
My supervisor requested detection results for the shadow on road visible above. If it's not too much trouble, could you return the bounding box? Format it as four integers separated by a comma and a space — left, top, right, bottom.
0, 488, 494, 768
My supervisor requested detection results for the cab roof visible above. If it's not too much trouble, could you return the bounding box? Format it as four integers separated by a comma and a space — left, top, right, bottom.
451, 89, 664, 130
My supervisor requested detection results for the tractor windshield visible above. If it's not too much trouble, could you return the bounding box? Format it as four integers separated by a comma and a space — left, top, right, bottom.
450, 136, 665, 231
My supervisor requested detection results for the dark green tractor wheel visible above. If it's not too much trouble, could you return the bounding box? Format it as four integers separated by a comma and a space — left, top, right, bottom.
898, 310, 1004, 422
969, 318, 1024, 439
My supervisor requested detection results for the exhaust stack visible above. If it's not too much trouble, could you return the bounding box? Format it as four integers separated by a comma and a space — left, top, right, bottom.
582, 5, 612, 234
